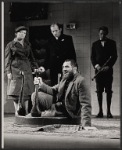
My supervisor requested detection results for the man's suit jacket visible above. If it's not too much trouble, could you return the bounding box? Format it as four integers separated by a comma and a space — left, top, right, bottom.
39, 73, 91, 127
47, 34, 76, 73
91, 38, 117, 68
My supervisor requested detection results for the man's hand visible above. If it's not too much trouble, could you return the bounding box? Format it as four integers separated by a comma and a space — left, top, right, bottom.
7, 73, 12, 80
38, 66, 45, 73
83, 126, 98, 131
78, 126, 98, 131
34, 77, 43, 85
95, 64, 101, 71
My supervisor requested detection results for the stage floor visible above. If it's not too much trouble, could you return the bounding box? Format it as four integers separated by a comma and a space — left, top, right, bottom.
3, 114, 120, 149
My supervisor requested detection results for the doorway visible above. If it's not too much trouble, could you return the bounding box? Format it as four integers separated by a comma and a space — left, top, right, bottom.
29, 25, 51, 67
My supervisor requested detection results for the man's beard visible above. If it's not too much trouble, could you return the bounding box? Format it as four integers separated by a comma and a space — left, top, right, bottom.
62, 71, 74, 81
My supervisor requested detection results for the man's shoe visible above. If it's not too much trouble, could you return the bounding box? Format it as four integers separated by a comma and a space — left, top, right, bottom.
17, 107, 26, 116
31, 111, 41, 117
96, 112, 103, 118
107, 113, 113, 118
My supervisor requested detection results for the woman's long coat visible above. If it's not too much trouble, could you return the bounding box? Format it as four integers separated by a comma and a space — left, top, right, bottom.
5, 39, 38, 97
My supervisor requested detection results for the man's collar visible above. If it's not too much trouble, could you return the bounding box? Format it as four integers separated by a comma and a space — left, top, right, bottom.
100, 37, 108, 42
57, 34, 64, 40
72, 72, 79, 81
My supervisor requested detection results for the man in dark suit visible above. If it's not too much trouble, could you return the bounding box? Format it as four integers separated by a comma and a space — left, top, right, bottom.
91, 26, 118, 118
47, 23, 76, 86
31, 59, 91, 128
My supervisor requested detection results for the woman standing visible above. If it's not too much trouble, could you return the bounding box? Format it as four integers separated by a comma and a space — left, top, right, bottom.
5, 26, 38, 116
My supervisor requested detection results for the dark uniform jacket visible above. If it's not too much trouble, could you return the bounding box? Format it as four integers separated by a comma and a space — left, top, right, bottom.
5, 39, 38, 96
91, 38, 117, 69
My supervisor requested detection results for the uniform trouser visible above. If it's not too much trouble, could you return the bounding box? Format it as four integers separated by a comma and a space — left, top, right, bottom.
95, 68, 113, 113
96, 92, 113, 113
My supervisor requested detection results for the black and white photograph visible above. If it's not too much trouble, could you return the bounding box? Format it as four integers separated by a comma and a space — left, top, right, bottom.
1, 0, 121, 149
